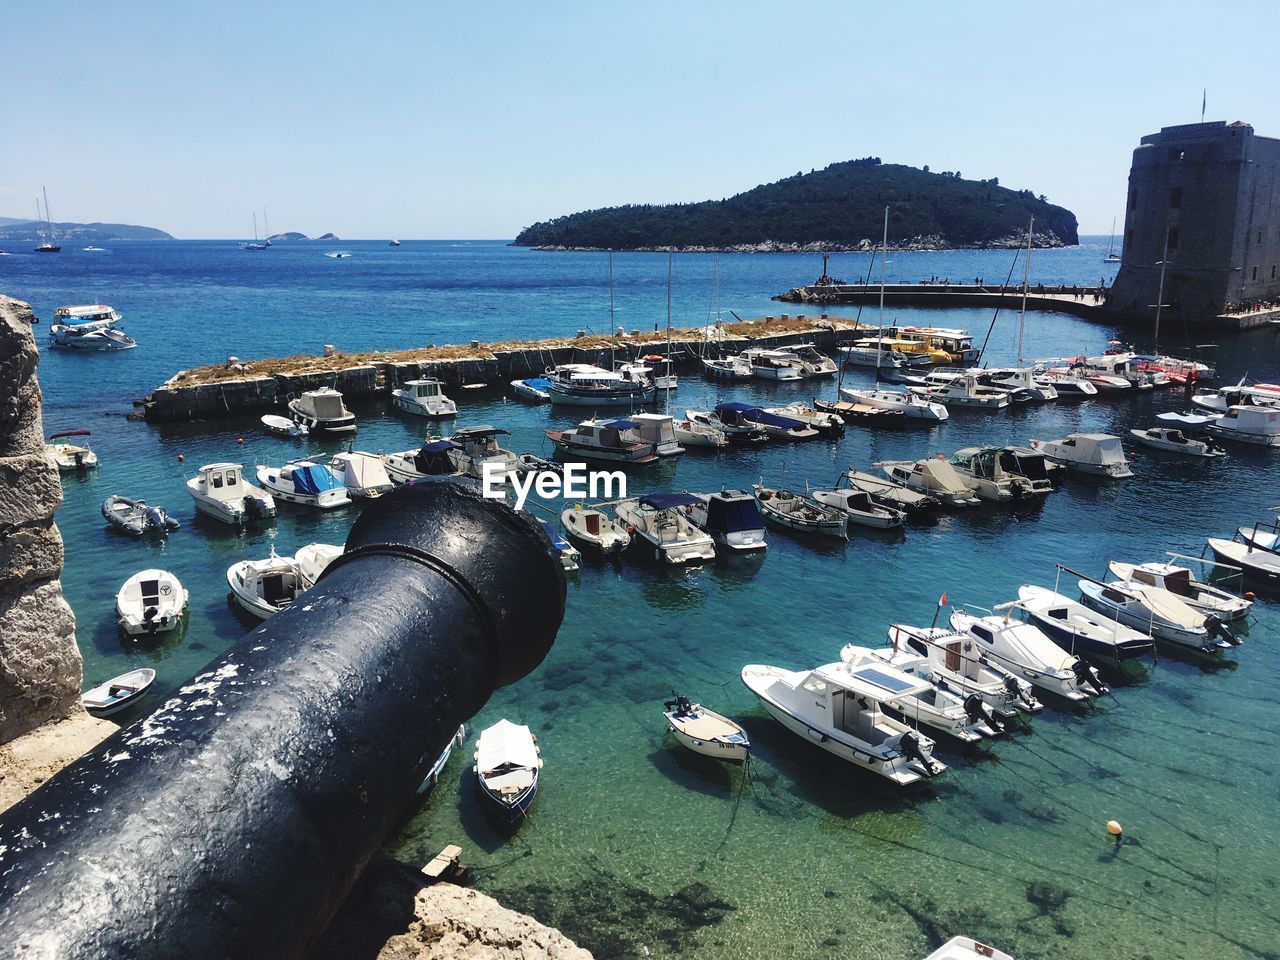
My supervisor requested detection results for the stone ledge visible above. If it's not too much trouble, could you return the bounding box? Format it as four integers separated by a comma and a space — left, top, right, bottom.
0, 711, 118, 814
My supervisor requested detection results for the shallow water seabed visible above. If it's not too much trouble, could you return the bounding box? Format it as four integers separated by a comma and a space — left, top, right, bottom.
5, 240, 1278, 960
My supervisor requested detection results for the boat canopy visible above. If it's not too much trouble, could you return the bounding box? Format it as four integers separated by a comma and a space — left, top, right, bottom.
307, 392, 348, 419
705, 494, 762, 533
523, 378, 552, 390
714, 402, 804, 430
50, 429, 92, 439
602, 419, 639, 430
451, 425, 508, 438
639, 492, 701, 511
475, 719, 539, 774
287, 462, 343, 496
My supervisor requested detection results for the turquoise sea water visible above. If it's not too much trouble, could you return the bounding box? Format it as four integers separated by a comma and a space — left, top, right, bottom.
3, 239, 1279, 959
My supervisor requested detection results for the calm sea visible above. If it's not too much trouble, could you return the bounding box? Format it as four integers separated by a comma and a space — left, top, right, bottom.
2, 239, 1277, 960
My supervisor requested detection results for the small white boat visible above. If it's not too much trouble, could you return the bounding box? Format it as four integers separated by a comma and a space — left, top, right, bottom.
474, 719, 542, 823
329, 451, 395, 498
82, 668, 156, 718
753, 485, 846, 538
288, 387, 357, 435
102, 495, 180, 537
742, 347, 804, 381
538, 519, 581, 572
950, 610, 1106, 700
615, 494, 717, 565
561, 504, 631, 556
1033, 369, 1098, 399
1013, 585, 1156, 666
1107, 561, 1251, 622
909, 374, 1010, 409
740, 661, 945, 786
256, 459, 351, 509
878, 459, 981, 508
948, 447, 1053, 501
688, 490, 767, 552
886, 624, 1042, 717
663, 692, 750, 763
1077, 579, 1233, 653
295, 543, 343, 588
1028, 433, 1132, 478
262, 414, 308, 438
1205, 404, 1280, 447
418, 725, 466, 795
382, 439, 463, 483
923, 935, 1015, 960
389, 239, 402, 247
1207, 537, 1280, 588
227, 547, 305, 620
845, 470, 940, 517
45, 430, 98, 472
1129, 427, 1225, 458
629, 413, 686, 457
715, 402, 819, 441
447, 425, 521, 480
673, 418, 728, 449
782, 343, 838, 378
326, 251, 351, 259
701, 356, 753, 380
187, 462, 277, 524
115, 569, 188, 637
840, 386, 948, 422
546, 419, 659, 465
762, 402, 845, 437
392, 378, 457, 419
511, 377, 552, 402
810, 488, 905, 529
685, 408, 765, 444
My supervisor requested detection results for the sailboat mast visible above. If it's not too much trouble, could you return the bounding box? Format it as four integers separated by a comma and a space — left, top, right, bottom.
608, 250, 615, 370
1018, 216, 1033, 368
875, 206, 888, 381
665, 251, 673, 414
1154, 225, 1170, 353
1108, 216, 1117, 258
35, 199, 43, 243
42, 187, 55, 241
253, 211, 259, 242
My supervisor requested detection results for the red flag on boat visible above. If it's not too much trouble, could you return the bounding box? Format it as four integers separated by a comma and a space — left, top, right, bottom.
937, 592, 947, 608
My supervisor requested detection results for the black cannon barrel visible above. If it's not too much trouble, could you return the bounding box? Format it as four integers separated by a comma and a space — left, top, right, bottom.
0, 482, 564, 960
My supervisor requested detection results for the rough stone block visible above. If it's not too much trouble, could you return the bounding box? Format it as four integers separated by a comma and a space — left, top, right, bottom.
0, 453, 63, 534
0, 520, 63, 588
0, 578, 81, 743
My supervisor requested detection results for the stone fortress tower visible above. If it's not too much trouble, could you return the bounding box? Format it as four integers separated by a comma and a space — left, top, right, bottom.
1107, 120, 1280, 323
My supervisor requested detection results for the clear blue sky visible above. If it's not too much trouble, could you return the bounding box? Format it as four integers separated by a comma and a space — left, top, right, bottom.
4, 1, 1274, 239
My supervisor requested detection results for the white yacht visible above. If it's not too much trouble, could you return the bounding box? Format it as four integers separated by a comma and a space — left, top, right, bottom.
781, 343, 838, 378
447, 425, 520, 480
909, 374, 1010, 409
382, 439, 463, 483
1207, 537, 1280, 588
886, 624, 1042, 717
982, 367, 1058, 402
740, 660, 946, 786
392, 378, 457, 419
329, 451, 395, 498
949, 610, 1106, 700
1191, 381, 1280, 414
1128, 427, 1226, 458
255, 459, 351, 509
1107, 561, 1251, 622
840, 386, 948, 422
49, 304, 137, 351
838, 339, 914, 369
701, 355, 753, 380
614, 494, 717, 565
629, 413, 685, 457
1205, 405, 1280, 447
1032, 368, 1098, 399
226, 547, 306, 620
115, 569, 187, 637
45, 430, 98, 472
288, 387, 357, 435
688, 490, 767, 552
878, 459, 981, 508
545, 418, 658, 465
187, 462, 277, 524
947, 447, 1050, 502
1028, 434, 1132, 478
544, 363, 655, 407
742, 347, 803, 381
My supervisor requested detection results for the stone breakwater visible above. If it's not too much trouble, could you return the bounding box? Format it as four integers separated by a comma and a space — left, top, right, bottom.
143, 318, 863, 423
0, 295, 83, 743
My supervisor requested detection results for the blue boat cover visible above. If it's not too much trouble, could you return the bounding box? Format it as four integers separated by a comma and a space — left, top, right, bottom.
640, 492, 701, 510
714, 401, 758, 414
747, 409, 806, 430
525, 378, 552, 390
705, 495, 761, 533
290, 463, 341, 496
603, 420, 639, 430
420, 440, 457, 453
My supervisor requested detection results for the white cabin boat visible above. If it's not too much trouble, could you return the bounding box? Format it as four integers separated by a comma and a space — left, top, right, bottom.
392, 378, 457, 418
688, 490, 767, 552
1033, 369, 1098, 399
840, 386, 949, 422
1078, 579, 1234, 653
810, 488, 905, 529
909, 374, 1010, 409
544, 363, 655, 407
614, 494, 717, 565
511, 377, 552, 402
1107, 561, 1250, 622
82, 668, 156, 718
1028, 434, 1132, 478
329, 451, 395, 498
763, 402, 844, 437
295, 543, 343, 588
255, 459, 351, 509
949, 610, 1105, 700
115, 569, 188, 637
383, 439, 463, 483
673, 417, 728, 448
949, 447, 1054, 500
288, 388, 357, 435
474, 719, 542, 823
1205, 405, 1280, 447
781, 343, 838, 378
1128, 427, 1226, 458
886, 624, 1042, 717
742, 347, 804, 381
45, 430, 98, 472
561, 504, 631, 556
878, 459, 981, 508
629, 413, 685, 457
447, 425, 520, 480
187, 462, 277, 524
663, 692, 750, 763
49, 305, 136, 350
546, 418, 658, 465
740, 661, 945, 786
226, 547, 305, 620
753, 485, 847, 538
837, 339, 914, 369
701, 355, 753, 380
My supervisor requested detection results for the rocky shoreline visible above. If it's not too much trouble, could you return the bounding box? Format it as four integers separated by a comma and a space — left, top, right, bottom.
528, 232, 1070, 254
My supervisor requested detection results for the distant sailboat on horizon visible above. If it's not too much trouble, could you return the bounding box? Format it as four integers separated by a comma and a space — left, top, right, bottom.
1104, 216, 1122, 263
243, 210, 270, 251
34, 187, 61, 254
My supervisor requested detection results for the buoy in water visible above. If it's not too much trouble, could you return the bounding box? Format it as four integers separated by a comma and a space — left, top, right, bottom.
237, 436, 244, 445
1107, 820, 1123, 843
177, 454, 185, 462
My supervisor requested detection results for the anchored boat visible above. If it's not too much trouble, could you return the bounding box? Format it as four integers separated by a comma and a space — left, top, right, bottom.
328, 451, 395, 498
256, 459, 350, 509
688, 489, 767, 552
878, 459, 981, 508
753, 485, 846, 538
886, 624, 1041, 717
561, 504, 631, 556
949, 609, 1107, 700
474, 719, 542, 824
288, 387, 357, 435
546, 418, 658, 465
45, 430, 98, 472
1012, 585, 1156, 667
1028, 434, 1133, 478
82, 668, 156, 718
383, 439, 463, 483
392, 378, 457, 419
115, 570, 188, 637
615, 493, 717, 565
663, 692, 750, 763
188, 462, 276, 524
102, 496, 181, 537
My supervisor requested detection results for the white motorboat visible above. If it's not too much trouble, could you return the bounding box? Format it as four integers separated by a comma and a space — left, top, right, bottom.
1028, 434, 1132, 478
701, 355, 753, 380
392, 378, 457, 419
288, 387, 357, 435
1205, 405, 1280, 447
102, 495, 181, 537
886, 624, 1041, 716
740, 661, 945, 786
546, 419, 658, 465
1128, 427, 1226, 458
838, 339, 914, 369
49, 304, 136, 350
538, 519, 581, 572
511, 377, 552, 402
615, 494, 717, 565
187, 462, 277, 524
227, 547, 306, 620
1107, 561, 1251, 622
383, 439, 463, 483
474, 719, 542, 823
55, 304, 121, 326
812, 398, 907, 427
295, 543, 343, 588
673, 417, 728, 449
878, 459, 981, 508
329, 451, 395, 498
1013, 585, 1156, 666
753, 485, 846, 538
629, 413, 685, 457
685, 407, 765, 444
261, 414, 308, 437
840, 386, 948, 422
82, 668, 156, 718
663, 692, 750, 763
982, 367, 1058, 402
923, 936, 1015, 960
841, 645, 1001, 742
417, 725, 465, 796
255, 459, 351, 509
780, 343, 838, 378
688, 489, 767, 552
909, 374, 1010, 409
543, 363, 655, 407
845, 470, 940, 518
1033, 368, 1098, 399
1235, 520, 1280, 554
810, 488, 905, 529
714, 402, 818, 441
742, 347, 804, 381
950, 610, 1106, 700
1207, 537, 1280, 588
447, 425, 521, 480
1077, 579, 1234, 653
115, 569, 188, 637
949, 447, 1054, 500
561, 504, 631, 556
45, 430, 98, 471
1191, 381, 1280, 414
762, 402, 845, 437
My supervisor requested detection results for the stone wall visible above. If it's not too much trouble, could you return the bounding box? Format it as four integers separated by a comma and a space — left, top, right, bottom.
0, 295, 83, 745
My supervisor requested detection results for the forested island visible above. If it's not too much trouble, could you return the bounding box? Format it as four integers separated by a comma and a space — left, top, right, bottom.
0, 217, 173, 242
514, 158, 1078, 251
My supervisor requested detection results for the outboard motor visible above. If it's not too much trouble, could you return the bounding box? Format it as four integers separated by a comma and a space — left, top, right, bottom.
1003, 673, 1038, 712
898, 731, 937, 776
1204, 615, 1238, 647
963, 693, 1003, 733
1070, 658, 1108, 697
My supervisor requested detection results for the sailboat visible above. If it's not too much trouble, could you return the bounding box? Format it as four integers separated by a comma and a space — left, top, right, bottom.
244, 210, 269, 251
34, 188, 61, 253
1104, 217, 1122, 263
